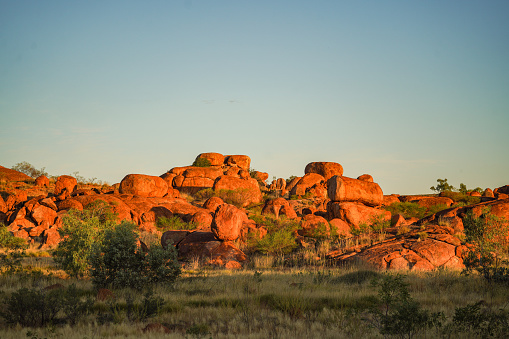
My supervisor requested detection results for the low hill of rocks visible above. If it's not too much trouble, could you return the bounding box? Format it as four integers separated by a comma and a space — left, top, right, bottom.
1, 152, 508, 271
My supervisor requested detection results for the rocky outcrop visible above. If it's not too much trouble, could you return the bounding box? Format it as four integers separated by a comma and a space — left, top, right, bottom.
328, 225, 465, 271
0, 166, 32, 182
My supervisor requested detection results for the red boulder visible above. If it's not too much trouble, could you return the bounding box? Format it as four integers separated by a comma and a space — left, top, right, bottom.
119, 174, 168, 198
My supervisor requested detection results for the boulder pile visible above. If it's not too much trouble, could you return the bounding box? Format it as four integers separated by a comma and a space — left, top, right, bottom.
1, 154, 508, 272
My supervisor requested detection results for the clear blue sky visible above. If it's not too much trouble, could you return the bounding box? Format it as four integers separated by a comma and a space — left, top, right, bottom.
1, 1, 508, 194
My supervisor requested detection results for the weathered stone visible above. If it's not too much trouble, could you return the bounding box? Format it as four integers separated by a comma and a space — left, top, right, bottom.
329, 218, 352, 238
327, 201, 391, 228
195, 152, 225, 167
327, 176, 383, 206
35, 175, 50, 187
203, 196, 224, 211
119, 174, 168, 197
225, 155, 251, 170
31, 204, 57, 228
290, 173, 325, 196
211, 204, 247, 241
357, 174, 373, 182
54, 175, 77, 196
213, 176, 262, 207
161, 230, 190, 248
299, 215, 330, 237
191, 210, 213, 229
304, 162, 343, 180
57, 198, 84, 211
261, 198, 298, 219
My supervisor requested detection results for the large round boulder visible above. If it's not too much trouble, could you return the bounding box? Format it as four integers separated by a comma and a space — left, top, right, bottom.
225, 155, 251, 170
327, 201, 391, 228
327, 176, 383, 207
304, 162, 343, 181
54, 175, 78, 197
290, 173, 325, 197
213, 176, 262, 207
194, 152, 225, 167
119, 174, 168, 198
211, 204, 247, 241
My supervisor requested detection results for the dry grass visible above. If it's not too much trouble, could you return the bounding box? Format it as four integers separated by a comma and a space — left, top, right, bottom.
1, 256, 507, 338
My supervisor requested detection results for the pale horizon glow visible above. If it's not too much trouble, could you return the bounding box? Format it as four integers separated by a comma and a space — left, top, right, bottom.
1, 1, 508, 195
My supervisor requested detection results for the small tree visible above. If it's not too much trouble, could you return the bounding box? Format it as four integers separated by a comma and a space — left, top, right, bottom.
54, 200, 117, 277
89, 222, 181, 290
430, 178, 455, 193
11, 161, 48, 178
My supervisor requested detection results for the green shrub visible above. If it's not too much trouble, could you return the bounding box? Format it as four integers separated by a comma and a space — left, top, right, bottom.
54, 200, 117, 277
89, 222, 181, 290
126, 289, 164, 322
367, 274, 444, 338
0, 225, 27, 251
192, 158, 211, 167
383, 202, 427, 220
0, 284, 93, 327
247, 216, 300, 255
462, 208, 509, 282
368, 214, 390, 234
451, 301, 509, 337
156, 216, 197, 231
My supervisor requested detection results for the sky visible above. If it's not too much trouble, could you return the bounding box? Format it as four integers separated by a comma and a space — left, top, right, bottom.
1, 0, 508, 195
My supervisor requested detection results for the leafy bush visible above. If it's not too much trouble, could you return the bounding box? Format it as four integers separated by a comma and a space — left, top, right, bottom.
156, 216, 197, 231
383, 202, 427, 219
54, 200, 117, 277
367, 274, 444, 338
192, 158, 211, 167
89, 222, 181, 290
462, 208, 509, 283
0, 226, 27, 249
0, 284, 93, 327
451, 301, 509, 338
247, 215, 300, 255
126, 289, 164, 322
11, 161, 48, 178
